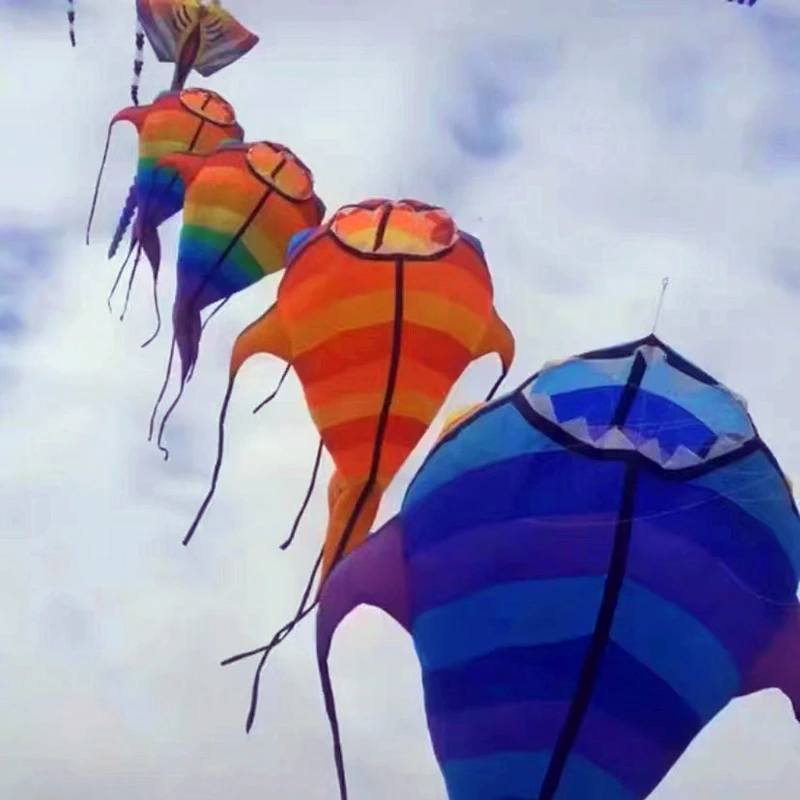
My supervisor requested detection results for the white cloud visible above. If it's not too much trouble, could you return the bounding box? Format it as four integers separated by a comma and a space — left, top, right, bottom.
1, 0, 799, 797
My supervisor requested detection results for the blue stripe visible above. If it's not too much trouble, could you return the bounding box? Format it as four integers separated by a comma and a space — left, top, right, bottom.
404, 450, 627, 557
638, 358, 753, 440
691, 451, 800, 583
634, 468, 798, 603
412, 577, 605, 671
442, 751, 636, 800
422, 639, 700, 751
403, 401, 560, 515
612, 581, 740, 722
550, 386, 624, 427
529, 356, 634, 396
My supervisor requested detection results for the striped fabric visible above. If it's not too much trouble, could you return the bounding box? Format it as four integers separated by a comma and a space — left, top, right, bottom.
136, 0, 259, 81
160, 140, 326, 381
317, 335, 800, 800
108, 88, 243, 284
228, 198, 516, 581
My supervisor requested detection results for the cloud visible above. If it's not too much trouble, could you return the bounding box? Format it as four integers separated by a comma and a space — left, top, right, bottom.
1, 0, 800, 798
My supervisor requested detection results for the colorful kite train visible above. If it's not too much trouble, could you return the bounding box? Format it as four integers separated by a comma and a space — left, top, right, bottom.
72, 3, 795, 798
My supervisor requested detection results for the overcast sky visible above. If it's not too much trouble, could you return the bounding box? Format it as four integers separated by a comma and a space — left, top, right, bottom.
1, 0, 800, 797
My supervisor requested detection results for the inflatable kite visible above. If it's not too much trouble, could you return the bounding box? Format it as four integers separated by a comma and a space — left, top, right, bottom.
318, 334, 800, 799
190, 198, 515, 729
149, 140, 326, 450
86, 88, 244, 338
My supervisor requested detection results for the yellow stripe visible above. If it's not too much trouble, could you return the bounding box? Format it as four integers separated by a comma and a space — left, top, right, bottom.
140, 139, 194, 159
290, 290, 486, 357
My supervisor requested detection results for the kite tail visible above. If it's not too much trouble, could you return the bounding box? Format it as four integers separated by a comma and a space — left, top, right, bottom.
140, 225, 164, 347
318, 652, 348, 800
315, 519, 411, 800
181, 375, 235, 546
108, 182, 137, 261
221, 549, 324, 733
182, 364, 292, 547
252, 363, 291, 414
148, 336, 176, 443
86, 119, 119, 245
280, 438, 324, 551
131, 20, 145, 106
67, 0, 76, 47
119, 236, 143, 322
155, 374, 187, 461
107, 238, 137, 313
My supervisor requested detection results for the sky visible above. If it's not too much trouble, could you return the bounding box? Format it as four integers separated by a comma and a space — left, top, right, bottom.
1, 0, 800, 797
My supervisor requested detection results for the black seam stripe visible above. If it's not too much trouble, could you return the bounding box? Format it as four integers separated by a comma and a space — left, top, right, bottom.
325, 256, 405, 573
538, 353, 647, 799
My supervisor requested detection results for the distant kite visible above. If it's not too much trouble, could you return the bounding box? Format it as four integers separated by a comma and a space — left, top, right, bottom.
133, 0, 259, 102
727, 0, 758, 6
318, 335, 800, 800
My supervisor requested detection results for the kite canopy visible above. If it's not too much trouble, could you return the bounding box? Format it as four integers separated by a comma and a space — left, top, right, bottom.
318, 334, 800, 800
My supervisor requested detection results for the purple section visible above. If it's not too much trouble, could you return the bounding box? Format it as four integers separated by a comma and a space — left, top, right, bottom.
627, 522, 782, 671
317, 518, 411, 667
407, 516, 617, 618
427, 699, 676, 797
742, 606, 800, 721
172, 298, 202, 382
137, 222, 162, 280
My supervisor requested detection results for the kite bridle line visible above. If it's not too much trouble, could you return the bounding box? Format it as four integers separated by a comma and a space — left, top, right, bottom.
651, 276, 670, 335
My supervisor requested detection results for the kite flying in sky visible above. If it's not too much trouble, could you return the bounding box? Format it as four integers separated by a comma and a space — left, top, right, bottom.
148, 139, 326, 453
317, 334, 800, 800
86, 87, 244, 339
132, 0, 259, 103
189, 198, 516, 730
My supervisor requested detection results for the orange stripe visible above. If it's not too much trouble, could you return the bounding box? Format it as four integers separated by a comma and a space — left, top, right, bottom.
189, 164, 265, 216
288, 290, 488, 359
404, 257, 492, 313
322, 416, 429, 479
308, 388, 442, 430
280, 239, 492, 319
293, 321, 474, 385
301, 358, 455, 410
292, 322, 394, 383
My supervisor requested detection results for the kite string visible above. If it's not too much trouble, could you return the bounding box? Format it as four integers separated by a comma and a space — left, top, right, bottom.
141, 277, 162, 348
148, 336, 176, 443
280, 438, 324, 551
651, 276, 669, 335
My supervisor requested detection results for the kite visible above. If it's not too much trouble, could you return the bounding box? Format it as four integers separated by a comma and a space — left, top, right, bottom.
191, 197, 515, 730
132, 0, 259, 103
85, 88, 244, 342
727, 0, 758, 5
148, 139, 326, 451
317, 334, 800, 800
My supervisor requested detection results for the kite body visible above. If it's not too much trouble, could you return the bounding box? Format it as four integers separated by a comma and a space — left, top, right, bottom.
107, 88, 244, 289
224, 198, 516, 583
137, 0, 259, 91
318, 335, 800, 799
159, 140, 326, 383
